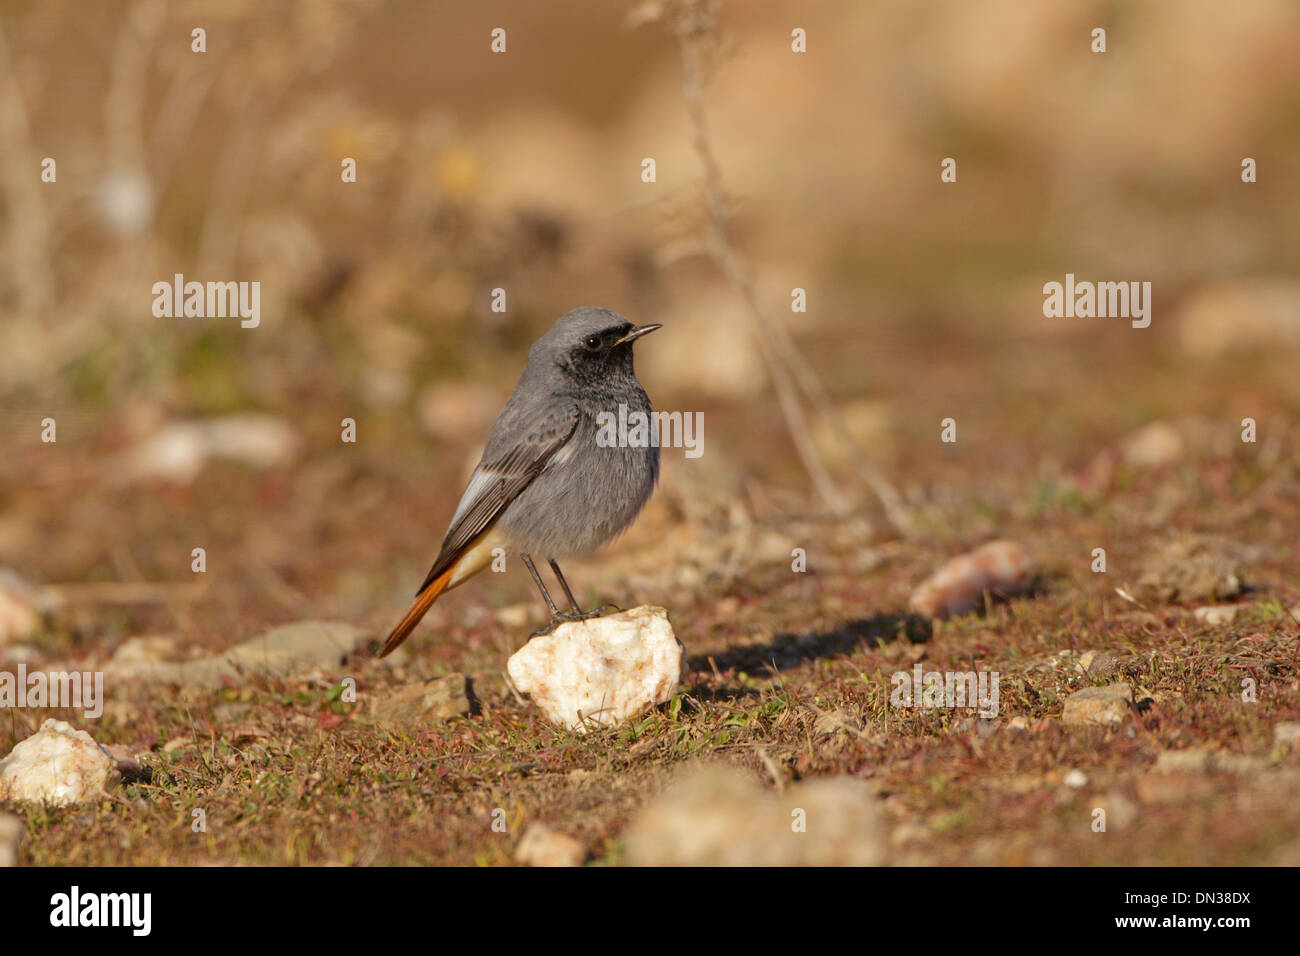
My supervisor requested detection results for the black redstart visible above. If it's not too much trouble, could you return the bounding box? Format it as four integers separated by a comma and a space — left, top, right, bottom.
380, 307, 661, 657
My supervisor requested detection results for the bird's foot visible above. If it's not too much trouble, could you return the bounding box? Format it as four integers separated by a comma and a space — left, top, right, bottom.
527, 604, 621, 639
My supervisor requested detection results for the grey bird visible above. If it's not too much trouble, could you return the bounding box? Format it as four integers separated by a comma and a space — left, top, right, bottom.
380, 307, 661, 657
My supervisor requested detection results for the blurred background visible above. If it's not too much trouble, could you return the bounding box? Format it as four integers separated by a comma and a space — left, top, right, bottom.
1, 0, 1297, 650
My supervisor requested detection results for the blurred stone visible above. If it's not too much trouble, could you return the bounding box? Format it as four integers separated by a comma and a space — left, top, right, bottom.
1274, 723, 1300, 749
0, 569, 40, 645
113, 415, 300, 485
1136, 773, 1212, 805
623, 765, 886, 866
1064, 769, 1088, 789
1137, 536, 1245, 604
116, 621, 369, 685
1062, 684, 1133, 726
1078, 650, 1119, 678
1119, 422, 1183, 468
1178, 280, 1300, 358
909, 540, 1037, 619
110, 635, 181, 665
370, 674, 473, 725
507, 606, 683, 731
1193, 605, 1238, 626
1155, 749, 1212, 773
0, 720, 121, 807
0, 813, 20, 866
515, 822, 585, 867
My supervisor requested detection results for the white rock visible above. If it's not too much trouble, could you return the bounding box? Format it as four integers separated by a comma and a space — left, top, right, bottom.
515, 822, 586, 867
0, 719, 121, 807
1193, 605, 1238, 626
1063, 769, 1088, 789
624, 765, 886, 866
1275, 723, 1300, 748
506, 606, 684, 730
0, 813, 20, 866
0, 569, 41, 645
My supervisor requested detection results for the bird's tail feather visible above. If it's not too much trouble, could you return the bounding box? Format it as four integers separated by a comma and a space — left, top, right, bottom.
380, 565, 454, 657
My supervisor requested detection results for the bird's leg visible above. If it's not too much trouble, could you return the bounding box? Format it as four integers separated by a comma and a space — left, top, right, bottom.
549, 559, 620, 622
521, 553, 563, 637
549, 558, 584, 614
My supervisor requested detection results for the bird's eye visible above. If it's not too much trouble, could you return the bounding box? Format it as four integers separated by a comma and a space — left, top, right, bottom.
583, 334, 603, 351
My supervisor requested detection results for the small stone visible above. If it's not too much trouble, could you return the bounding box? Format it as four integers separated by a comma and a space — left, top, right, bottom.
1136, 773, 1212, 805
370, 674, 474, 725
812, 709, 862, 737
1063, 769, 1088, 789
119, 621, 371, 685
515, 823, 585, 867
507, 606, 684, 730
494, 604, 531, 629
0, 813, 21, 866
909, 540, 1037, 619
0, 569, 41, 645
1120, 422, 1184, 468
1078, 650, 1119, 678
1193, 605, 1238, 626
1006, 716, 1029, 732
1274, 723, 1300, 748
0, 719, 121, 807
1062, 683, 1133, 726
1137, 535, 1245, 604
1155, 749, 1212, 773
110, 635, 180, 663
624, 765, 886, 866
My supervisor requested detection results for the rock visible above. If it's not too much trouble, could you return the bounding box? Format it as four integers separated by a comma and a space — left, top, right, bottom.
0, 813, 20, 865
113, 414, 300, 485
370, 674, 474, 725
1193, 605, 1239, 625
1177, 280, 1300, 359
114, 621, 369, 685
1135, 773, 1212, 805
1062, 684, 1133, 726
1077, 650, 1119, 678
506, 606, 684, 730
0, 569, 41, 644
812, 709, 862, 737
0, 719, 121, 807
1120, 422, 1184, 468
110, 635, 181, 663
1063, 769, 1088, 789
1155, 749, 1212, 773
1274, 723, 1300, 749
515, 823, 586, 867
623, 765, 886, 866
1137, 535, 1245, 604
909, 540, 1037, 619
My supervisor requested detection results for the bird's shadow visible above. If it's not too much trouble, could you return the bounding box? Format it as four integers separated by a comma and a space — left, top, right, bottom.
686, 611, 932, 687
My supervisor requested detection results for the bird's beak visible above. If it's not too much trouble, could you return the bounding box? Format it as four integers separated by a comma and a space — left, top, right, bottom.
613, 323, 662, 347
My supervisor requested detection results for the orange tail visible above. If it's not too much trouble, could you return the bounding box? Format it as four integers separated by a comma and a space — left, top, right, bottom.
380, 565, 454, 657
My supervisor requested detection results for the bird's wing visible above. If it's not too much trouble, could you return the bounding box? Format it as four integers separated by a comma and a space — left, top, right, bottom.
415, 401, 580, 593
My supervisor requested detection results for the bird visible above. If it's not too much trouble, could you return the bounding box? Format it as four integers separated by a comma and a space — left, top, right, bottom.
379, 307, 661, 657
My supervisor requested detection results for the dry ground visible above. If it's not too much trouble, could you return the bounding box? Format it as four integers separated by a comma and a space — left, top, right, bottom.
3, 317, 1297, 866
